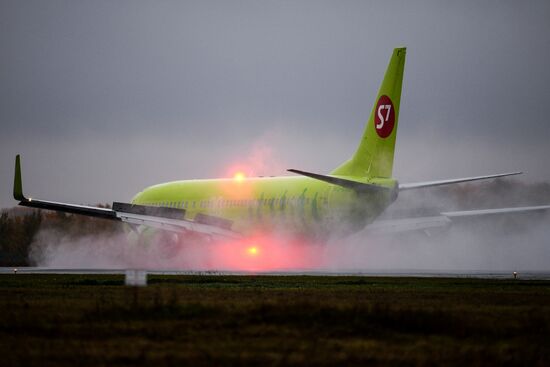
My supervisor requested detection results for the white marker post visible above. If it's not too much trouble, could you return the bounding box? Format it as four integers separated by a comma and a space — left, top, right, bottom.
125, 270, 148, 286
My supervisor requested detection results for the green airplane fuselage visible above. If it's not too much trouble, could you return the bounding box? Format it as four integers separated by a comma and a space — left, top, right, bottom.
131, 176, 397, 238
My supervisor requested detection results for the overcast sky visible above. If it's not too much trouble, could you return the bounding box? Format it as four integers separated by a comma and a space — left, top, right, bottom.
1, 0, 549, 208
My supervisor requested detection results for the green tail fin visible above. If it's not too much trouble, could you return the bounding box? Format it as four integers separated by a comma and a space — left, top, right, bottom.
331, 47, 406, 178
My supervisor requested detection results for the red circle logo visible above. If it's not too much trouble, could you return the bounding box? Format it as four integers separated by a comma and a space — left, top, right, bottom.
374, 95, 395, 138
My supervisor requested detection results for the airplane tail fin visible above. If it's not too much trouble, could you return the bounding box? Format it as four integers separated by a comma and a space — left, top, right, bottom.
331, 47, 406, 178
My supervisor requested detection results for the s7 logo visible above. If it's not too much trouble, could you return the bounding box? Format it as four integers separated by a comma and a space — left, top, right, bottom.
376, 105, 392, 130
374, 95, 395, 138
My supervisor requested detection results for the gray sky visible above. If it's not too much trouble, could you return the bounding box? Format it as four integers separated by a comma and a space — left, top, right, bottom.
1, 0, 550, 208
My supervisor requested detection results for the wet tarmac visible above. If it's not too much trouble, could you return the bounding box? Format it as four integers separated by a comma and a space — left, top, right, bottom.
1, 267, 549, 279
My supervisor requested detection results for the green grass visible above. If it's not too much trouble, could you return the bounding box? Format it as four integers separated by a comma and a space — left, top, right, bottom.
1, 275, 549, 366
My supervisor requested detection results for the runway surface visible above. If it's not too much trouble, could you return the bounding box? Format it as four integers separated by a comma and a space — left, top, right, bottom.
1, 267, 549, 279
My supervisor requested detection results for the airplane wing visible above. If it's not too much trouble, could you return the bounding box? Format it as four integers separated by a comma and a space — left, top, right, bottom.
12, 155, 242, 240
398, 172, 522, 190
367, 205, 550, 235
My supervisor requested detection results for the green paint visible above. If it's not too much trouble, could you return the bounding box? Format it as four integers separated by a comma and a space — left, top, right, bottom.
331, 48, 406, 178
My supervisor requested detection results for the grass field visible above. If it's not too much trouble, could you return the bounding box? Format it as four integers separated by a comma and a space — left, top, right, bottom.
1, 274, 549, 366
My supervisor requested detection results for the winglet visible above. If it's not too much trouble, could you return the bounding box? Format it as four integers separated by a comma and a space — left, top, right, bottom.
13, 155, 26, 201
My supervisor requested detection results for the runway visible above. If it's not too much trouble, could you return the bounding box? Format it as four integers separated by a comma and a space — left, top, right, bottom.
1, 267, 549, 279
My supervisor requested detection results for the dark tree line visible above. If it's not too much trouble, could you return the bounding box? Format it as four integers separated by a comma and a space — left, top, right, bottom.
0, 210, 42, 266
0, 205, 122, 266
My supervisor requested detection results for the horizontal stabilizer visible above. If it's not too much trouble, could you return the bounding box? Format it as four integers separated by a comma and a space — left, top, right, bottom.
287, 169, 390, 194
399, 172, 522, 191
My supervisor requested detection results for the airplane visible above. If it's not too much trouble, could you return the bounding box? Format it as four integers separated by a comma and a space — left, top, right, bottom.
12, 47, 550, 245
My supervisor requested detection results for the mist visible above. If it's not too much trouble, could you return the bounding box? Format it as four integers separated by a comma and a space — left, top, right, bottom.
28, 177, 550, 272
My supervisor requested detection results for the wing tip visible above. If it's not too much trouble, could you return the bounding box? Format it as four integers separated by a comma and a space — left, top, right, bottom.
13, 154, 26, 201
